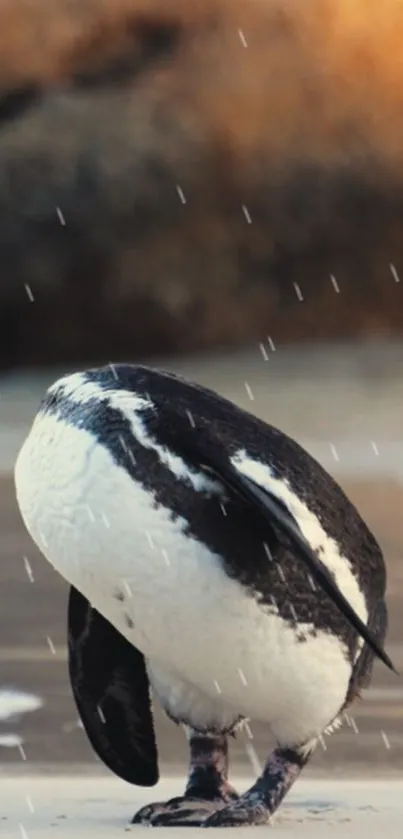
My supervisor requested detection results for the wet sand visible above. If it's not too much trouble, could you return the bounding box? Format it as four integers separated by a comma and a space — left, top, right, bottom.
3, 776, 403, 838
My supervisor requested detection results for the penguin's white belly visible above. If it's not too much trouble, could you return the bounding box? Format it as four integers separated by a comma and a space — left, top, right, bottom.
15, 415, 352, 744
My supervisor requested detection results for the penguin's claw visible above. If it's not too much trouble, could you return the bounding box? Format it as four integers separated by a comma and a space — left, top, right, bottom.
201, 798, 271, 827
131, 796, 228, 826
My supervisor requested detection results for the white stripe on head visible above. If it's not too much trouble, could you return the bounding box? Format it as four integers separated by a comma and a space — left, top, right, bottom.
46, 373, 222, 495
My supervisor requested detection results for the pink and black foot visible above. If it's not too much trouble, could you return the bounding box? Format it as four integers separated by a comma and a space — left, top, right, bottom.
201, 742, 315, 827
132, 732, 239, 826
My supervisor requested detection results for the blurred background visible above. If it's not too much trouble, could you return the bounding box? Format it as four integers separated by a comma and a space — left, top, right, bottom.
0, 0, 402, 778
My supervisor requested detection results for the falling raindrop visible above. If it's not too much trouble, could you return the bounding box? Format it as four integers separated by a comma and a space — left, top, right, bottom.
237, 668, 248, 687
186, 410, 195, 428
145, 531, 154, 549
263, 542, 273, 561
23, 556, 34, 583
243, 721, 254, 740
350, 717, 359, 734
319, 735, 327, 751
238, 29, 248, 47
293, 282, 304, 302
18, 743, 27, 761
330, 443, 339, 462
242, 205, 252, 224
381, 730, 391, 749
176, 185, 187, 204
390, 263, 400, 283
47, 636, 56, 655
244, 382, 255, 401
123, 580, 133, 598
97, 705, 106, 724
289, 602, 297, 621
277, 565, 286, 583
161, 548, 170, 566
56, 206, 66, 226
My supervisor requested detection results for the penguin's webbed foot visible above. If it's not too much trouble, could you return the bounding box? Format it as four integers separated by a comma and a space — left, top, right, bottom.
132, 731, 238, 826
201, 742, 315, 828
201, 796, 271, 827
132, 792, 236, 827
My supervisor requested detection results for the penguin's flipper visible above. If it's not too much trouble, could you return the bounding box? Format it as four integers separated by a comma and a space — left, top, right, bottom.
68, 585, 159, 786
196, 453, 397, 675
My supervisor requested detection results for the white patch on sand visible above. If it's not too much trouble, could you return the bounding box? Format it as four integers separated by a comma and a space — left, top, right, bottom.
0, 733, 24, 748
0, 689, 43, 722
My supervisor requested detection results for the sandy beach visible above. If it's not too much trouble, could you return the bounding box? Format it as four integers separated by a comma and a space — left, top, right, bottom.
2, 775, 403, 837
1, 343, 402, 834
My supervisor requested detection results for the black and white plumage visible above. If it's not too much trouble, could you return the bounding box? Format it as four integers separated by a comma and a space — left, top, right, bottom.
14, 364, 394, 827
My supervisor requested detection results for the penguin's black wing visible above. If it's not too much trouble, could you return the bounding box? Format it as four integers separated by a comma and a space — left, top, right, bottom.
202, 456, 397, 674
68, 585, 158, 786
162, 418, 396, 675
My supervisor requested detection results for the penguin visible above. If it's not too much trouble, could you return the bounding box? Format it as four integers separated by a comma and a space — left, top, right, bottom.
14, 363, 395, 827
